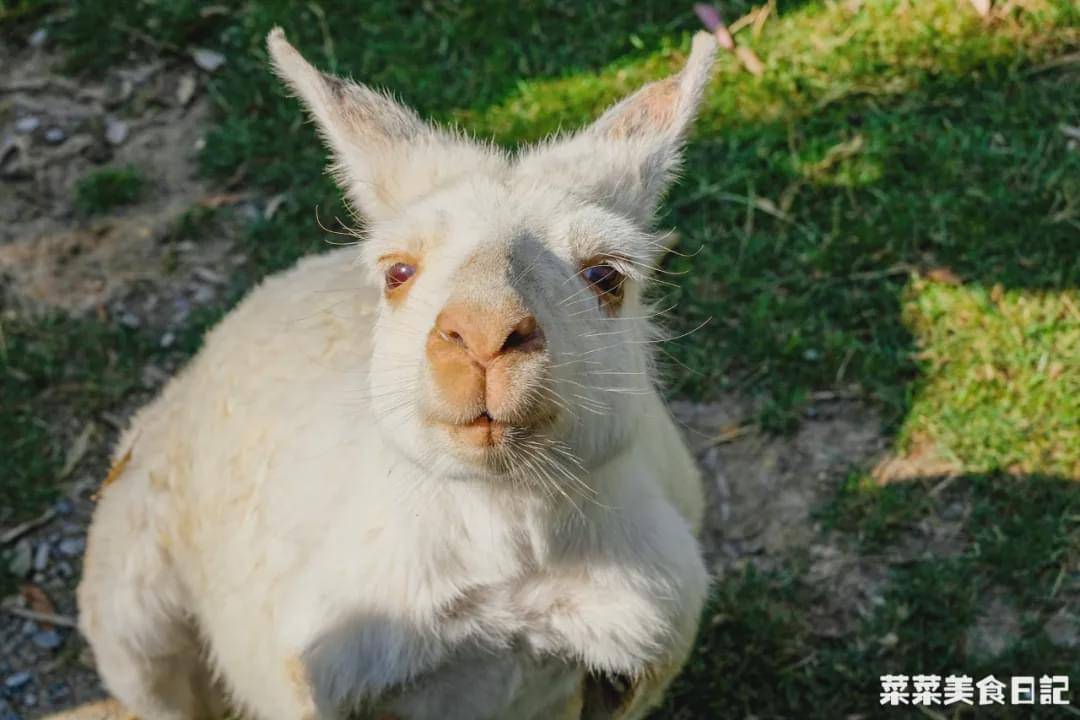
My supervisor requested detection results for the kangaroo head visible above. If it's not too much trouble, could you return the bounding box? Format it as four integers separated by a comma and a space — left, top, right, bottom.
268, 28, 717, 486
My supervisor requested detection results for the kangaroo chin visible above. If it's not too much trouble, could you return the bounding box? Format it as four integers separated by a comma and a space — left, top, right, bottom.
77, 27, 719, 720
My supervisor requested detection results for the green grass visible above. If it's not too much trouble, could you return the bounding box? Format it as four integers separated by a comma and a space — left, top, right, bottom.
0, 315, 156, 520
74, 165, 145, 214
2, 0, 1078, 715
662, 474, 1079, 718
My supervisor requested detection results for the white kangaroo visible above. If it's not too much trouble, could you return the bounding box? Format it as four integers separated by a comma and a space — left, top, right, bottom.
75, 28, 718, 720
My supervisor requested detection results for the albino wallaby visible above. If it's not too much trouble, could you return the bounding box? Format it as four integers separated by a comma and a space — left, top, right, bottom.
76, 27, 718, 720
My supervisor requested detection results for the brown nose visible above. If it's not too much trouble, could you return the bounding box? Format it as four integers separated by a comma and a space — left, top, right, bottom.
434, 303, 544, 364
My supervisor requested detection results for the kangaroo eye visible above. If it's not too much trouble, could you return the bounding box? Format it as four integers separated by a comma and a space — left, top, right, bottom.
583, 264, 623, 297
385, 262, 417, 290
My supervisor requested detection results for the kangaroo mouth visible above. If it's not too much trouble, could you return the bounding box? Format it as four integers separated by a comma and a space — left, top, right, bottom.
451, 410, 509, 447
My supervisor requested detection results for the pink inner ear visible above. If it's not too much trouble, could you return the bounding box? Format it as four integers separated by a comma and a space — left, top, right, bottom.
607, 77, 680, 139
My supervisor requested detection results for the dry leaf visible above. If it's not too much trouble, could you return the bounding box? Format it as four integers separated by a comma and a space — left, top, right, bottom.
101, 445, 134, 490
20, 583, 56, 629
176, 73, 197, 106
60, 422, 95, 479
752, 1, 774, 39
198, 192, 249, 209
990, 282, 1005, 304
925, 267, 962, 285
713, 423, 752, 445
735, 46, 765, 76
729, 9, 758, 35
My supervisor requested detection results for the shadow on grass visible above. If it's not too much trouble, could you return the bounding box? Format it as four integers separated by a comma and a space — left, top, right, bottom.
663, 59, 1078, 429
656, 472, 1079, 719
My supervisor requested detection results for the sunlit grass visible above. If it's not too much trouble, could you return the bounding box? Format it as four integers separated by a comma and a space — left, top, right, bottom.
901, 278, 1080, 477
458, 0, 1078, 142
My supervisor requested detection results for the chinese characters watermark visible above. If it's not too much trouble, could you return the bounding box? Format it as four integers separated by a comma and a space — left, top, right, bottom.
880, 675, 1070, 706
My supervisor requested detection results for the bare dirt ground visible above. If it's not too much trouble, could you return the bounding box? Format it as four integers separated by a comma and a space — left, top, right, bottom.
0, 25, 978, 720
0, 32, 245, 325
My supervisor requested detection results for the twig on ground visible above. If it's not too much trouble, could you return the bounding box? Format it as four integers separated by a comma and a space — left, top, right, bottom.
0, 604, 79, 629
1, 508, 57, 545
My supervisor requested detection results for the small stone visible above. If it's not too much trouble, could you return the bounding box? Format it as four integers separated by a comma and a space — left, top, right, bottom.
102, 77, 133, 108
191, 48, 225, 73
55, 561, 73, 579
20, 693, 35, 708
192, 285, 214, 304
104, 118, 129, 146
52, 498, 73, 516
57, 537, 85, 557
43, 127, 65, 144
194, 267, 226, 285
160, 331, 175, 349
176, 73, 197, 106
27, 28, 47, 47
32, 542, 50, 572
31, 630, 62, 651
117, 312, 141, 329
3, 672, 31, 690
14, 117, 39, 134
8, 539, 32, 578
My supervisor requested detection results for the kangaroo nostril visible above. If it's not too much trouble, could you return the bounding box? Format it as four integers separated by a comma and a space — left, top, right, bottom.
501, 315, 543, 353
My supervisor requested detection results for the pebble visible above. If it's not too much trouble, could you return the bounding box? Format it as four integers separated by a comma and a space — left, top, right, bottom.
20, 694, 34, 709
194, 267, 226, 285
117, 312, 141, 329
13, 117, 39, 134
57, 538, 85, 558
52, 499, 73, 517
102, 77, 133, 108
27, 28, 47, 48
3, 672, 31, 691
32, 542, 50, 572
43, 127, 65, 144
160, 331, 176, 349
176, 73, 197, 106
8, 540, 32, 579
192, 284, 214, 304
191, 48, 226, 73
30, 630, 62, 651
104, 117, 129, 146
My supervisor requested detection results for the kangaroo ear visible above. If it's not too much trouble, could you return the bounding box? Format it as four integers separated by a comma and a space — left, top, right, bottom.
267, 28, 500, 221
517, 32, 718, 225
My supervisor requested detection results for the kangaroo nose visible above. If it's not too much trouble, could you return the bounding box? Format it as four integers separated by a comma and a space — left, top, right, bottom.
434, 303, 544, 364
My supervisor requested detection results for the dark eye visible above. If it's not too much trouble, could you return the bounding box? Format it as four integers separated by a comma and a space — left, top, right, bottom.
583, 264, 623, 297
385, 262, 416, 290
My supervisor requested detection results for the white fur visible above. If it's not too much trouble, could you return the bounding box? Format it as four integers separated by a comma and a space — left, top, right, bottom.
78, 28, 718, 720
